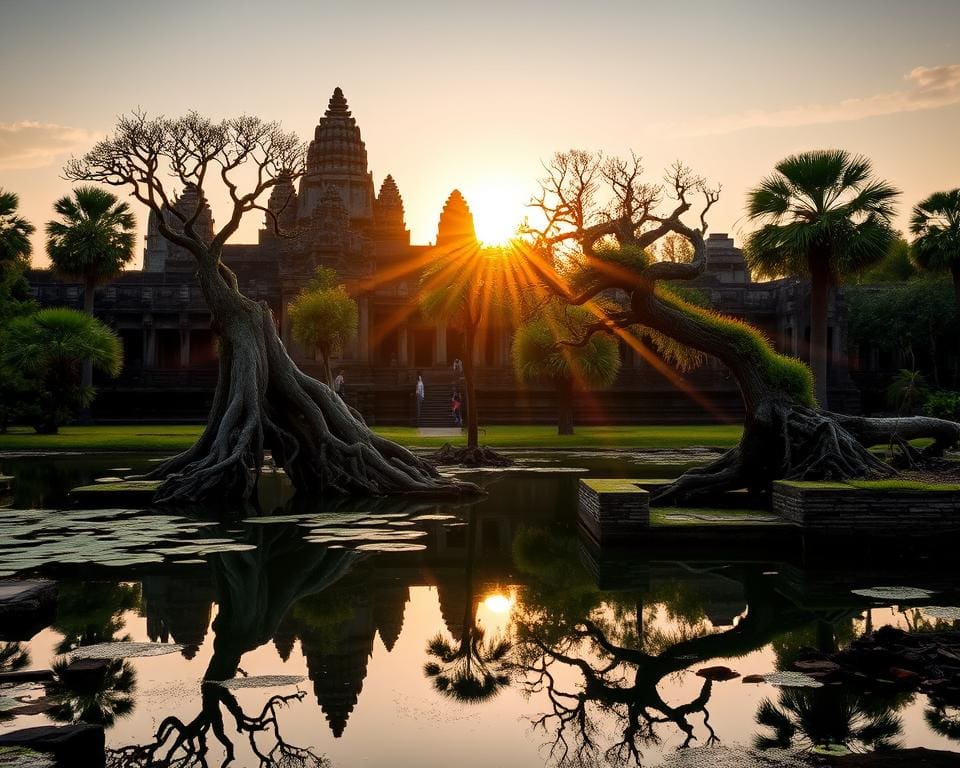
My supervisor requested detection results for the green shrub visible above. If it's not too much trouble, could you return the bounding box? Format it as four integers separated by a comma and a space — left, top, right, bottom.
924, 390, 960, 422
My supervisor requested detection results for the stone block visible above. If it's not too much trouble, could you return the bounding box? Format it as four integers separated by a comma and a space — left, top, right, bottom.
578, 479, 650, 544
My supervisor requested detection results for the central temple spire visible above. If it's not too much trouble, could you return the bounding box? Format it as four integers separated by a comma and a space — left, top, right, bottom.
299, 86, 375, 224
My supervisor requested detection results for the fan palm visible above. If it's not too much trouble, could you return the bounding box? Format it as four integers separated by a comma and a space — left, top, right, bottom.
910, 188, 960, 314
745, 150, 899, 407
3, 308, 123, 433
46, 186, 135, 412
0, 189, 34, 269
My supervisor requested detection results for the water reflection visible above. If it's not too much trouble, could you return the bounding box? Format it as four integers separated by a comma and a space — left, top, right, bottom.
423, 510, 512, 702
47, 656, 136, 727
754, 687, 903, 753
509, 527, 822, 765
108, 523, 355, 766
2, 463, 960, 765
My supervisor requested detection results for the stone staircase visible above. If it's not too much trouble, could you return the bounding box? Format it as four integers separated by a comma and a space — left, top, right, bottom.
417, 383, 463, 427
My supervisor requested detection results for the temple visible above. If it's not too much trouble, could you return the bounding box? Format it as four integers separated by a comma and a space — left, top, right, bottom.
27, 87, 864, 423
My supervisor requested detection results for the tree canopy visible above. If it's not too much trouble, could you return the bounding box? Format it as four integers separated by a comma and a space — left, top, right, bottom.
744, 149, 899, 406
46, 186, 136, 286
287, 267, 358, 386
3, 307, 123, 433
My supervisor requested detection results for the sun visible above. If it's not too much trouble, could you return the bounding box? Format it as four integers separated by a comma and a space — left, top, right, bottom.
461, 180, 527, 245
482, 592, 514, 614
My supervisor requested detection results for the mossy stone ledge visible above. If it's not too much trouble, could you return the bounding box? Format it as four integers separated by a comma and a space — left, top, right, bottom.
772, 480, 960, 535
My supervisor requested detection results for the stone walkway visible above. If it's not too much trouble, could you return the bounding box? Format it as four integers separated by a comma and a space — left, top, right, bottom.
417, 428, 462, 437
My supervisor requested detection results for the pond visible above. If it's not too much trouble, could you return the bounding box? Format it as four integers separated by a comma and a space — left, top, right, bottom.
1, 450, 959, 767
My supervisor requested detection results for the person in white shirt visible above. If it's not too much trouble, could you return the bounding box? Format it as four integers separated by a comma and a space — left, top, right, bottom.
415, 373, 425, 423
334, 370, 345, 399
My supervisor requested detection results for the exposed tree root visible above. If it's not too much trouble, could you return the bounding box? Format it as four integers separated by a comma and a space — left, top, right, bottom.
653, 401, 960, 506
430, 443, 515, 468
145, 301, 478, 508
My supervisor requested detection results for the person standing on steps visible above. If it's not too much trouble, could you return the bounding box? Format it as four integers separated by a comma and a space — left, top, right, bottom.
451, 390, 462, 427
334, 369, 345, 400
415, 372, 425, 424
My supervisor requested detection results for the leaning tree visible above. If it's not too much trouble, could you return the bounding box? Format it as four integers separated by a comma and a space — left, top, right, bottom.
65, 112, 469, 506
521, 150, 960, 503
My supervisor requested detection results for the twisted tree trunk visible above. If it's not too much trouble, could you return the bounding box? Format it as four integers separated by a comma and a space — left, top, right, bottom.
557, 377, 575, 436
463, 327, 480, 450
809, 258, 831, 409
624, 243, 960, 505
146, 258, 473, 506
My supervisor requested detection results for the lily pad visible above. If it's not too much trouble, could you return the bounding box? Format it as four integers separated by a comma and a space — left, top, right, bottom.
919, 606, 960, 621
355, 542, 427, 552
763, 671, 824, 688
851, 586, 935, 601
209, 675, 305, 690
0, 747, 56, 768
71, 642, 185, 659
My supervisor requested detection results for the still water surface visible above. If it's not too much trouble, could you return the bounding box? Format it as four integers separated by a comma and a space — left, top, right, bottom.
1, 451, 959, 767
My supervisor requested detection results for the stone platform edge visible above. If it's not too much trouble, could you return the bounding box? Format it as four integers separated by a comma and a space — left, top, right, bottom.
771, 480, 960, 534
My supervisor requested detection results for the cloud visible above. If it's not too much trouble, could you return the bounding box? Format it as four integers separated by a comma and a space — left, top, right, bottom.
0, 121, 99, 171
681, 64, 960, 136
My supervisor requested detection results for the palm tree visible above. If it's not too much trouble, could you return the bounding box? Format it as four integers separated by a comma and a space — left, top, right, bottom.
512, 304, 621, 434
419, 191, 517, 450
0, 189, 34, 271
910, 188, 960, 314
45, 186, 135, 417
3, 307, 123, 433
745, 150, 899, 407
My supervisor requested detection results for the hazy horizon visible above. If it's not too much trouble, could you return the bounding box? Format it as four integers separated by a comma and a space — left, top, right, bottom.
3, 0, 959, 268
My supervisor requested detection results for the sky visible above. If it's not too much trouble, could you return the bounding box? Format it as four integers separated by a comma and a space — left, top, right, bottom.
2, 0, 959, 268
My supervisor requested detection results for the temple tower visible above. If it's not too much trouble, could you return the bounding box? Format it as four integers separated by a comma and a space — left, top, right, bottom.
435, 190, 476, 249
299, 87, 376, 224
372, 174, 410, 246
142, 183, 214, 272
259, 172, 298, 242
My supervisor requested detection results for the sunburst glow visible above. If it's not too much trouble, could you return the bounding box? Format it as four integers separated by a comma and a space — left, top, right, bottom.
461, 181, 527, 245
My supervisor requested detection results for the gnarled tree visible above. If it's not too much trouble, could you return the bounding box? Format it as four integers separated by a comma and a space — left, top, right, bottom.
66, 112, 470, 506
522, 150, 960, 504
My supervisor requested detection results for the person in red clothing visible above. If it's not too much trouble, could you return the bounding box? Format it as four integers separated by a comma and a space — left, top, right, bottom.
451, 390, 463, 427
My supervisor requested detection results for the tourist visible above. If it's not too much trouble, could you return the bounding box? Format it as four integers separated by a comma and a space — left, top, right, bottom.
334, 370, 345, 399
451, 390, 462, 426
452, 358, 463, 375
415, 372, 425, 423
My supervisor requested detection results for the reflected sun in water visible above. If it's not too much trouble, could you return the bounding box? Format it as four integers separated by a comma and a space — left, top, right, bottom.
483, 592, 513, 614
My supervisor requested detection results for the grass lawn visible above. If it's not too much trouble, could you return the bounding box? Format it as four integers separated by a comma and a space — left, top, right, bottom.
0, 424, 744, 453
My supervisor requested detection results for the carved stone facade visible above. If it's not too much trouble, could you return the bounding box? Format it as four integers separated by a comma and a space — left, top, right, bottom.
26, 88, 859, 423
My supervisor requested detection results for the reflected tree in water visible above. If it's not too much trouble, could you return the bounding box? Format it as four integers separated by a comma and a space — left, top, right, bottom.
0, 642, 30, 672
510, 526, 819, 766
754, 687, 902, 753
47, 656, 135, 727
108, 524, 357, 767
925, 697, 960, 743
423, 627, 511, 703
423, 508, 512, 702
52, 581, 142, 655
107, 685, 328, 768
